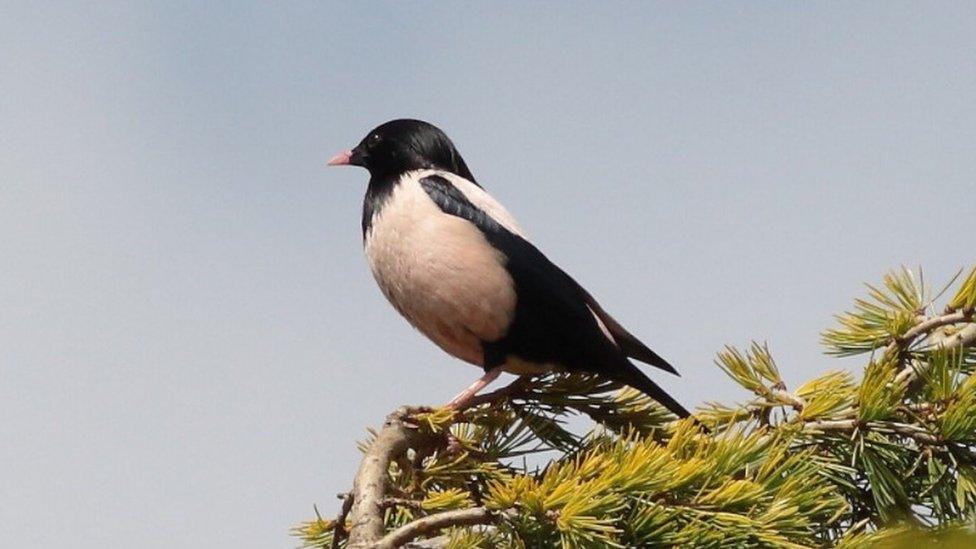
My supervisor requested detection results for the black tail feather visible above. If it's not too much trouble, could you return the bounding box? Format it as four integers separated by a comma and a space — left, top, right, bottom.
579, 289, 680, 376
613, 360, 691, 419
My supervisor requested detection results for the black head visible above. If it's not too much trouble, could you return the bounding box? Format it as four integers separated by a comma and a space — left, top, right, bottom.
328, 119, 476, 183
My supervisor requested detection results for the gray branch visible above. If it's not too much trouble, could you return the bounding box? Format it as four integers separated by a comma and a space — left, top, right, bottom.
892, 309, 975, 384
346, 407, 440, 548
376, 507, 509, 549
803, 418, 943, 446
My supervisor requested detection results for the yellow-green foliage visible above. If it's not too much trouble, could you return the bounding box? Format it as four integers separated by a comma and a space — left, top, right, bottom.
297, 267, 976, 548
948, 267, 976, 312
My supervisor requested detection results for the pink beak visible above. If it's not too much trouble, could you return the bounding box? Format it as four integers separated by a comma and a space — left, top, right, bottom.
327, 149, 353, 166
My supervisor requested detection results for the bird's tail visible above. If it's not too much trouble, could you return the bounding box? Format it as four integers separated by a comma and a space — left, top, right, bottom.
613, 360, 691, 419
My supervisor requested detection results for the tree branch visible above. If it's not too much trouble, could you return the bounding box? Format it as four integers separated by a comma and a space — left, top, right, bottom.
769, 387, 806, 411
402, 526, 501, 548
891, 309, 974, 384
803, 418, 943, 446
894, 310, 971, 350
374, 507, 510, 549
932, 322, 976, 352
346, 407, 441, 548
331, 493, 354, 549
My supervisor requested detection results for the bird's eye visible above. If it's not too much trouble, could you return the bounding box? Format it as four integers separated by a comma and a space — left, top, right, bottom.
366, 133, 382, 148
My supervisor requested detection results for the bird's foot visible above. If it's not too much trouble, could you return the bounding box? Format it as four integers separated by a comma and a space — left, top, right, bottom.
444, 366, 503, 409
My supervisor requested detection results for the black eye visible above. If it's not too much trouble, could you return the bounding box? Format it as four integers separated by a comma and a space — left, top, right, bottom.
366, 133, 382, 148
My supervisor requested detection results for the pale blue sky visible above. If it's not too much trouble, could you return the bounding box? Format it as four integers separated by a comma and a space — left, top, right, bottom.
2, 3, 974, 547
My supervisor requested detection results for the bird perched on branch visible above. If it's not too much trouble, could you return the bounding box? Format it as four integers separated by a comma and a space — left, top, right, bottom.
328, 119, 689, 417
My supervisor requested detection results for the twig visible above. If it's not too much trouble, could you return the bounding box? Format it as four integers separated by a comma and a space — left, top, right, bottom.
869, 422, 943, 446
932, 323, 976, 352
894, 310, 971, 350
891, 310, 975, 385
770, 388, 806, 412
802, 419, 859, 434
374, 507, 510, 549
332, 493, 354, 549
403, 525, 501, 548
803, 418, 943, 446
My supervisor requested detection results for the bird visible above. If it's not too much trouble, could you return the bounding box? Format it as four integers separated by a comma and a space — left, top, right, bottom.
328, 119, 689, 418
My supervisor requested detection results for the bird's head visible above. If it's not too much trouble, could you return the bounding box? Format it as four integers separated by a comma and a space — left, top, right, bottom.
328, 119, 476, 183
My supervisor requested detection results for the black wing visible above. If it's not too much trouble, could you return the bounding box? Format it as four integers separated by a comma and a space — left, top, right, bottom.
419, 175, 688, 417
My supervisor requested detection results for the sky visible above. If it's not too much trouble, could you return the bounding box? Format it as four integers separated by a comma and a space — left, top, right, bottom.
1, 2, 974, 547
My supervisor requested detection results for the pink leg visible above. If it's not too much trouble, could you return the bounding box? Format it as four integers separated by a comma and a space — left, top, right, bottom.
445, 367, 503, 409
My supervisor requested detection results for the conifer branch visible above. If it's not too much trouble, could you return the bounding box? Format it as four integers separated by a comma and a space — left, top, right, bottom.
935, 322, 976, 350
294, 266, 976, 548
331, 493, 353, 549
893, 310, 975, 384
802, 418, 943, 446
374, 507, 510, 549
771, 386, 807, 411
